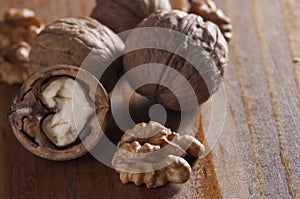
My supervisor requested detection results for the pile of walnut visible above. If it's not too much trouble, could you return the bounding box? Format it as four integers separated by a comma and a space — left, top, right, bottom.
0, 8, 44, 85
6, 0, 230, 189
112, 121, 205, 188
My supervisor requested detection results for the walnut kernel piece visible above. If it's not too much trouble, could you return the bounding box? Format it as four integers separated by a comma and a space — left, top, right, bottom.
0, 8, 44, 85
42, 78, 94, 147
3, 8, 44, 44
8, 65, 109, 161
0, 42, 30, 85
112, 121, 205, 188
91, 0, 172, 34
29, 17, 124, 91
169, 0, 191, 12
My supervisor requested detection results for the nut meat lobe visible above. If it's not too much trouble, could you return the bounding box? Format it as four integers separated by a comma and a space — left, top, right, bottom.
112, 121, 205, 188
42, 78, 94, 147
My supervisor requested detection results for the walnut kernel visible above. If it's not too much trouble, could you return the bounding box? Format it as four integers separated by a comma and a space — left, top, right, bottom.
112, 121, 205, 188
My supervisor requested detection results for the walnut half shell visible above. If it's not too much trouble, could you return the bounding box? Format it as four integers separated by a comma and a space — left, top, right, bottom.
8, 65, 110, 161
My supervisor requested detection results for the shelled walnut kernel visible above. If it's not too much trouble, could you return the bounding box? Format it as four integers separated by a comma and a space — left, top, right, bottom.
112, 121, 205, 188
0, 8, 44, 85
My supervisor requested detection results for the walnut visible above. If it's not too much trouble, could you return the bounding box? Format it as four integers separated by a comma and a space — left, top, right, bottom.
0, 42, 30, 85
169, 0, 191, 12
124, 10, 228, 111
0, 8, 44, 85
1, 8, 44, 45
189, 0, 233, 41
112, 121, 205, 188
91, 0, 172, 34
8, 65, 110, 161
29, 17, 124, 92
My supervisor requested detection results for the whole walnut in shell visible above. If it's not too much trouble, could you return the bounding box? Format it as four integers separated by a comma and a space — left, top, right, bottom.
124, 10, 228, 111
29, 17, 124, 91
8, 65, 110, 161
91, 0, 172, 34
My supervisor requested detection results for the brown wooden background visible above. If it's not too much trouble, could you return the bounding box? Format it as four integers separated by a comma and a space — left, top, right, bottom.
0, 0, 299, 198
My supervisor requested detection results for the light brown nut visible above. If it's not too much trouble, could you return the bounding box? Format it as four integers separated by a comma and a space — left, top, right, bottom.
4, 8, 36, 25
169, 0, 191, 12
124, 10, 228, 111
116, 155, 192, 189
0, 8, 44, 85
29, 17, 124, 92
8, 65, 110, 161
4, 8, 44, 44
91, 0, 172, 34
189, 0, 233, 41
112, 121, 205, 188
0, 42, 30, 85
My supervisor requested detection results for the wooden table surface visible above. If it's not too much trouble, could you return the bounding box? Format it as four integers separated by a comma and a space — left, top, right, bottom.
0, 0, 299, 198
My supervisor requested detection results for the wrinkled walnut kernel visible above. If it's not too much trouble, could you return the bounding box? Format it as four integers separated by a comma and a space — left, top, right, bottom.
112, 121, 205, 188
2, 8, 44, 45
42, 78, 94, 147
169, 0, 191, 12
0, 42, 31, 85
0, 8, 44, 85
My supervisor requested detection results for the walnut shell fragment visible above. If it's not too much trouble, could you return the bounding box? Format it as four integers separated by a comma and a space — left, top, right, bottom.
8, 65, 110, 161
124, 10, 228, 111
112, 121, 205, 188
91, 0, 172, 34
29, 17, 124, 91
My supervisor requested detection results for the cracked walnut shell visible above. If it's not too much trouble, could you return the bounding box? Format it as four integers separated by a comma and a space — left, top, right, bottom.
8, 65, 110, 161
91, 0, 172, 34
112, 121, 205, 188
124, 10, 228, 111
29, 17, 124, 92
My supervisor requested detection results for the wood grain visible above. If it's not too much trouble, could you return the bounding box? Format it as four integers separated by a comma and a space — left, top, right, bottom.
0, 0, 299, 198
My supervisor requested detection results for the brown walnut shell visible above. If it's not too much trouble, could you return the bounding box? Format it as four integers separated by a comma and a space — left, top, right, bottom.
29, 17, 124, 92
91, 0, 172, 34
8, 65, 110, 161
124, 10, 228, 111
